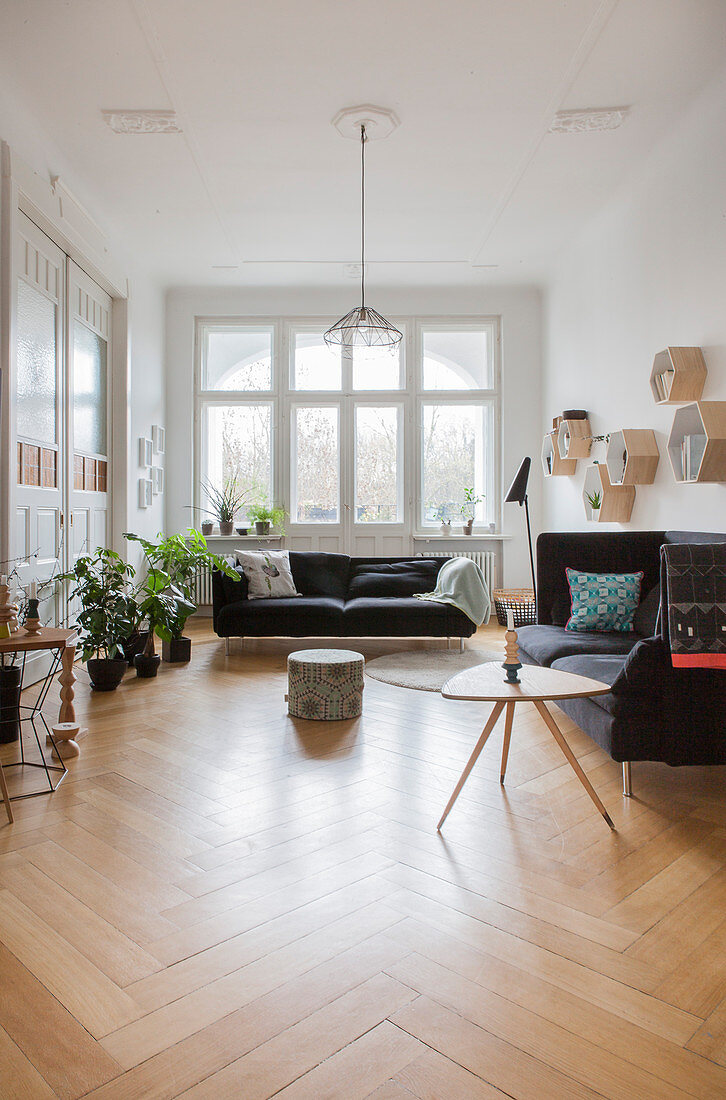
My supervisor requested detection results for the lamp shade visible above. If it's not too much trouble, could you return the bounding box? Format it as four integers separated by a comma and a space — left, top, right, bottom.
504, 457, 531, 505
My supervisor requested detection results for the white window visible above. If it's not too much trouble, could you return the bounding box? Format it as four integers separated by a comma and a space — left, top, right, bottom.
195, 317, 500, 539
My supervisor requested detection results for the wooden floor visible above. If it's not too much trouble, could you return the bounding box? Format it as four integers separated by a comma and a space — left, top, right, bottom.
1, 620, 725, 1099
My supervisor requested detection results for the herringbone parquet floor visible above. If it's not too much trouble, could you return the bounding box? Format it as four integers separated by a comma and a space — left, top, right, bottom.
1, 620, 725, 1099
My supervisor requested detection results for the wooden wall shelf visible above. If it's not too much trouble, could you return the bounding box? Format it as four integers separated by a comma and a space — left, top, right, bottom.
557, 418, 591, 460
542, 430, 577, 477
650, 347, 706, 405
605, 429, 660, 485
582, 464, 635, 523
667, 401, 726, 483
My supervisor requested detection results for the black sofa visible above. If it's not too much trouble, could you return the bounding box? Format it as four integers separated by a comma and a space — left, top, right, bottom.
518, 530, 726, 793
212, 552, 476, 650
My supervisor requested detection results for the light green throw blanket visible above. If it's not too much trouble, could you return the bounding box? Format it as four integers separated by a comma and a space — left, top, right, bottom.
414, 557, 491, 626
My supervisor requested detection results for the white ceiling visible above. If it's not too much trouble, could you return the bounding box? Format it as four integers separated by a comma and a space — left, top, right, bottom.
1, 0, 725, 288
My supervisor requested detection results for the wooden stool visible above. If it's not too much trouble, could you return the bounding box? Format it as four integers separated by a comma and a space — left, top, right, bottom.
287, 649, 365, 720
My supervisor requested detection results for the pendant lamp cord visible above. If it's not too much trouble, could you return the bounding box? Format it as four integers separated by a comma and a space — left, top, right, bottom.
360, 123, 366, 308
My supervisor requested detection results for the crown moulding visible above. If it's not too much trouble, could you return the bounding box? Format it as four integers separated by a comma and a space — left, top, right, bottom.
102, 110, 181, 134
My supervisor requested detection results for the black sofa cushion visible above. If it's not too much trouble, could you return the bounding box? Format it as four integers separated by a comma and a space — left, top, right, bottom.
517, 624, 639, 667
342, 596, 473, 637
217, 596, 344, 637
347, 558, 442, 599
633, 583, 660, 637
289, 552, 351, 599
551, 654, 626, 715
219, 564, 248, 604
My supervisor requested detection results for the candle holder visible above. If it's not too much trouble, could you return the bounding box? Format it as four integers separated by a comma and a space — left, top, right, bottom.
24, 597, 42, 636
502, 624, 522, 684
0, 582, 19, 640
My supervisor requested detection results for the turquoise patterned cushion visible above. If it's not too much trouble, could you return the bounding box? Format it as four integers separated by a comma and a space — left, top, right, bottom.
565, 568, 644, 633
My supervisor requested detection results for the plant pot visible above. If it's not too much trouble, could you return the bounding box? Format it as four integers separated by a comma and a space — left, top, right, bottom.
201, 521, 213, 536
87, 658, 127, 692
134, 652, 161, 678
255, 520, 271, 535
235, 527, 248, 536
591, 509, 601, 522
0, 664, 21, 743
463, 519, 474, 535
119, 630, 150, 666
162, 636, 192, 663
440, 523, 451, 536
219, 521, 234, 536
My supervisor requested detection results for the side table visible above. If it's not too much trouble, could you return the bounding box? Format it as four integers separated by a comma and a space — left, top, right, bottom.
438, 662, 615, 831
0, 628, 82, 817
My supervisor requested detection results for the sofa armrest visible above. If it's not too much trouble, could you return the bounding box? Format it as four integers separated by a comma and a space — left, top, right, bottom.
212, 566, 247, 634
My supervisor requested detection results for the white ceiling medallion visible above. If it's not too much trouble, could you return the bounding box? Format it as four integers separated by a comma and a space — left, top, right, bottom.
102, 110, 181, 134
549, 107, 631, 134
332, 104, 400, 141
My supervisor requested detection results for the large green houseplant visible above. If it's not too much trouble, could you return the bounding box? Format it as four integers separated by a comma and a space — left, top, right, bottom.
125, 529, 237, 667
60, 548, 137, 691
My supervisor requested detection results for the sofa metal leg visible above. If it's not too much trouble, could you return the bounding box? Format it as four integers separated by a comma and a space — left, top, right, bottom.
447, 637, 451, 649
225, 637, 231, 656
459, 637, 465, 653
622, 761, 632, 797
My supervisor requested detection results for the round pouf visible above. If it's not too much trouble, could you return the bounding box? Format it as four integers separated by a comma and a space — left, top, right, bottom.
287, 649, 365, 721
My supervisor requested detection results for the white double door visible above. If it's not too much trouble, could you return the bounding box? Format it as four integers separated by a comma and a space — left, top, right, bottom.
13, 213, 112, 632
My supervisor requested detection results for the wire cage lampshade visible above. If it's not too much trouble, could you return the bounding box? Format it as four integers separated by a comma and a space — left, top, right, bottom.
324, 123, 403, 351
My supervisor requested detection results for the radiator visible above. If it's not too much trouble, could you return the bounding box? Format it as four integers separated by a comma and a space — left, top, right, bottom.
192, 564, 214, 606
418, 550, 497, 592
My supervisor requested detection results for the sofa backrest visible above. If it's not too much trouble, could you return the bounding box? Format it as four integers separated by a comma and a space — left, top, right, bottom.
289, 552, 351, 600
347, 557, 443, 599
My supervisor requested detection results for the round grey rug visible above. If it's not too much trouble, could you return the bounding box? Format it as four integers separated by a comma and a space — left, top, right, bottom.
365, 649, 501, 692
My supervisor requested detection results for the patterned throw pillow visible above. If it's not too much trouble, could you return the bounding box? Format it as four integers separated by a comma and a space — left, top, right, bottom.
235, 550, 300, 600
565, 568, 644, 633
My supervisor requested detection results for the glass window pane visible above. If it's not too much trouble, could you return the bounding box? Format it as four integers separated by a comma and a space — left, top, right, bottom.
293, 406, 339, 522
205, 404, 272, 522
73, 323, 108, 455
423, 329, 491, 390
355, 406, 401, 523
16, 279, 57, 443
352, 344, 402, 390
204, 329, 272, 390
422, 404, 490, 526
293, 334, 341, 390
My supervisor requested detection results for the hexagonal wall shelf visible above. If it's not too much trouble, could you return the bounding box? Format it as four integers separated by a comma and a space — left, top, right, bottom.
582, 463, 635, 523
667, 401, 726, 482
557, 418, 591, 460
606, 429, 660, 485
542, 430, 576, 477
650, 347, 706, 405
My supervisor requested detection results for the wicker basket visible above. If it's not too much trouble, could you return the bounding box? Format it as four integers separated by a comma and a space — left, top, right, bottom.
493, 588, 536, 627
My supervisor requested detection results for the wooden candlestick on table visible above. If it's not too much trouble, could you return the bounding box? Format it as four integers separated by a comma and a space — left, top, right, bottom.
0, 580, 19, 640
502, 609, 522, 684
50, 643, 82, 758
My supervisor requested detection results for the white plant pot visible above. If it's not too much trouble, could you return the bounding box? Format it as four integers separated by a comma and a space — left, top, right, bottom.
591, 508, 601, 522
440, 523, 451, 536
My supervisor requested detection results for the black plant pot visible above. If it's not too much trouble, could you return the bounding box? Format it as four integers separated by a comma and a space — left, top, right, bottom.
134, 652, 161, 678
87, 658, 127, 692
255, 520, 270, 535
162, 636, 192, 664
0, 664, 21, 743
120, 631, 150, 667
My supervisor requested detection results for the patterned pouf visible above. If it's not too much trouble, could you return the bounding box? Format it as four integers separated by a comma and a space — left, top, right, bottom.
287, 649, 365, 720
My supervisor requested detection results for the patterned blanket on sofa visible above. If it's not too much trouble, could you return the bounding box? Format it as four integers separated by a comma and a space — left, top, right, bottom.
662, 543, 726, 668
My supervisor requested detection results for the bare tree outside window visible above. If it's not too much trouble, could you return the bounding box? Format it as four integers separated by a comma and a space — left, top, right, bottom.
294, 406, 339, 522
355, 406, 401, 522
205, 404, 272, 520
422, 405, 487, 525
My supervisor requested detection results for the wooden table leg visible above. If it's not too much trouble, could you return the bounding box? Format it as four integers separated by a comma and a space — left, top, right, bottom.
0, 762, 13, 824
50, 644, 81, 759
499, 701, 515, 784
533, 700, 615, 830
437, 700, 505, 831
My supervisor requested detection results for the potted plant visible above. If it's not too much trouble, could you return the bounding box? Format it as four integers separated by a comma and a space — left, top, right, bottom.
461, 487, 484, 535
197, 478, 248, 536
248, 503, 286, 537
59, 548, 137, 691
133, 572, 195, 678
586, 489, 602, 521
124, 529, 237, 663
433, 506, 451, 536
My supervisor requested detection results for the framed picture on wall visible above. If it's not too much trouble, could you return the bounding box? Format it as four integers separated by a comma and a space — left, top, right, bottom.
138, 477, 153, 508
152, 425, 165, 454
152, 466, 164, 495
139, 437, 153, 466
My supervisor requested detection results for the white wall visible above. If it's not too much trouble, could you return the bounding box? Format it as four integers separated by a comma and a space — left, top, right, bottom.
544, 67, 726, 534
165, 284, 542, 586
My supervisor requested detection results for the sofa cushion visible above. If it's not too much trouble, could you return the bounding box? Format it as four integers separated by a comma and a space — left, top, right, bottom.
517, 624, 639, 667
347, 558, 442, 599
342, 596, 471, 636
220, 564, 248, 604
551, 654, 627, 715
565, 568, 643, 633
217, 596, 344, 637
289, 552, 351, 599
633, 583, 661, 637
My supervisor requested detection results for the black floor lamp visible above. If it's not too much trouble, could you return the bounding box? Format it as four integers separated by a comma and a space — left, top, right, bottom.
504, 457, 536, 604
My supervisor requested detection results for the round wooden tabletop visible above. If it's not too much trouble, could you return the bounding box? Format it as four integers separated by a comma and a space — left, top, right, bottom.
442, 661, 611, 702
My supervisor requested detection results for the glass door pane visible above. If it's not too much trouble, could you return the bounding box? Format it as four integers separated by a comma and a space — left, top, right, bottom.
292, 406, 339, 522
354, 406, 402, 522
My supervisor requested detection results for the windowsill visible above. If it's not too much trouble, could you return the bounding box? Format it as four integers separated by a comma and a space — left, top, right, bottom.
413, 532, 512, 541
202, 534, 284, 540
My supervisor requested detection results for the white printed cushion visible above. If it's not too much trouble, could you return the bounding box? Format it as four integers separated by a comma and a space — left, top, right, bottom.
234, 550, 299, 600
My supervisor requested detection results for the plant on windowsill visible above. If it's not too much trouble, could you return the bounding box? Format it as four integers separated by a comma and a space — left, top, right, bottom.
59, 548, 138, 692
432, 506, 452, 536
124, 529, 237, 664
195, 478, 248, 536
247, 503, 287, 537
461, 487, 485, 535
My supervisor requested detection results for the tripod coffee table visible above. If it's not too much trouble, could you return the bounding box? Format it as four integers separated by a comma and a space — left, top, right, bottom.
438, 662, 615, 831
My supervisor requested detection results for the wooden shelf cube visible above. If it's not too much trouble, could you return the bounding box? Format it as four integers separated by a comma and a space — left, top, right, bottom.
650, 347, 706, 405
667, 401, 726, 483
605, 429, 660, 485
542, 430, 576, 477
582, 463, 635, 523
557, 418, 591, 460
